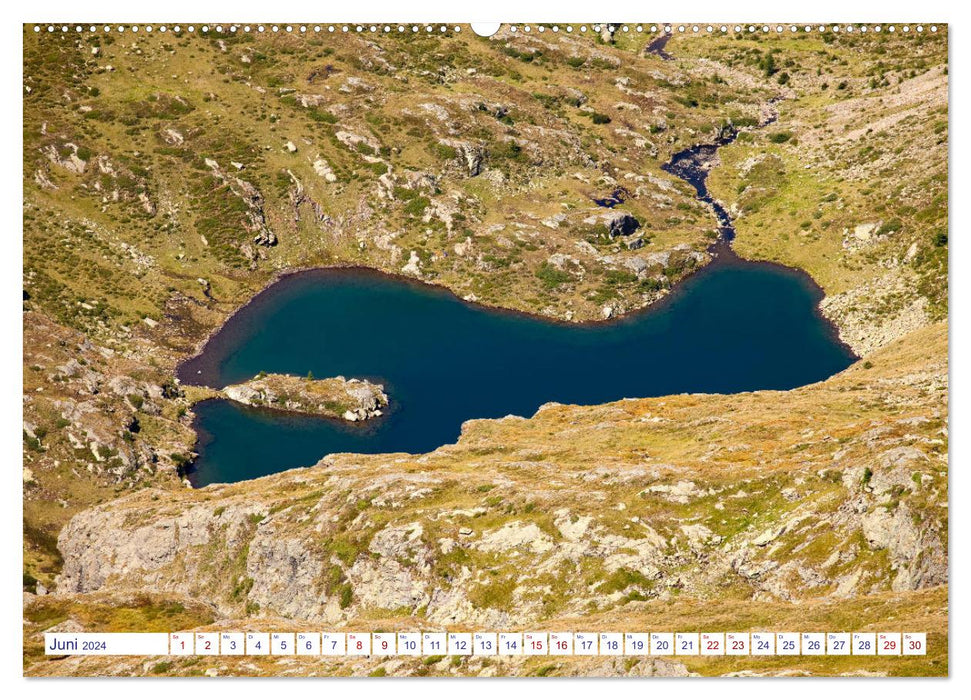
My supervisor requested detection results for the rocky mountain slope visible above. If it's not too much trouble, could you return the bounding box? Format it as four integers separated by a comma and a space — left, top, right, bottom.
692, 30, 947, 354
22, 25, 778, 581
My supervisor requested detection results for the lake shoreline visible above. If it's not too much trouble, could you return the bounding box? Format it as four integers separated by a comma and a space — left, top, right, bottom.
181, 246, 858, 486
175, 245, 857, 389
176, 95, 861, 390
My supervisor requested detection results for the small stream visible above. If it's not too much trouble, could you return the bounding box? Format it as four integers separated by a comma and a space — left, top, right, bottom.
662, 106, 779, 244
646, 33, 674, 61
649, 30, 778, 246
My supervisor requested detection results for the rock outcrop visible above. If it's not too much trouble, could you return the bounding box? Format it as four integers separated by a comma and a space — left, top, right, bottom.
204, 158, 277, 247
607, 212, 641, 237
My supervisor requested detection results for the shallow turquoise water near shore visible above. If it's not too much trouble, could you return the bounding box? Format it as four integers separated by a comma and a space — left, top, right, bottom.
180, 253, 855, 486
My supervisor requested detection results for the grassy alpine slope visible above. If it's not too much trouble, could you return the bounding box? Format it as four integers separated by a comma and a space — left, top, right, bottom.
23, 24, 947, 676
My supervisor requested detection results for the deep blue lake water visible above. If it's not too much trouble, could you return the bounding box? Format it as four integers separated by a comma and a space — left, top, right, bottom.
179, 252, 856, 486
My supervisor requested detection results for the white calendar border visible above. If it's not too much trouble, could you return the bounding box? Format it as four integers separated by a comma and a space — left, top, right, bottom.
7, 0, 965, 698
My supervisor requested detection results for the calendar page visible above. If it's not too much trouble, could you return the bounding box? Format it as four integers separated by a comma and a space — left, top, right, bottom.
22, 11, 950, 681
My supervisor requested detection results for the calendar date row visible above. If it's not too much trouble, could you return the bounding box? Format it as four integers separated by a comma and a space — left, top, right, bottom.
46, 631, 926, 657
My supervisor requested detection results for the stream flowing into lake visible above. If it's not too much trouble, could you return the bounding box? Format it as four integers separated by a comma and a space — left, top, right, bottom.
179, 93, 853, 486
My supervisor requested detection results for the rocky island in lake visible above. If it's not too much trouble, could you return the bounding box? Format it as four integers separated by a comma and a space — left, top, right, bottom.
220, 373, 388, 422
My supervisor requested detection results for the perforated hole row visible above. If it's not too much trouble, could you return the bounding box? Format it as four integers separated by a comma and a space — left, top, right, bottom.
30, 24, 940, 35
31, 24, 464, 34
